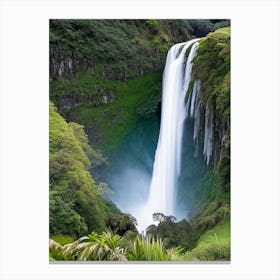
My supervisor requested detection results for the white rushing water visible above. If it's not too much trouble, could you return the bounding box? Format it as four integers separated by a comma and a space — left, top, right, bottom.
203, 102, 213, 165
135, 39, 200, 232
185, 79, 213, 165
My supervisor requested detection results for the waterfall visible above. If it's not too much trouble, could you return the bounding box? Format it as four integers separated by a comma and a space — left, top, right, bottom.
135, 39, 200, 232
186, 82, 213, 165
203, 102, 213, 165
186, 80, 202, 157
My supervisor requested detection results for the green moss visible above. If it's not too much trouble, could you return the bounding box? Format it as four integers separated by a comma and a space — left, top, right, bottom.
51, 72, 162, 156
136, 90, 161, 119
192, 27, 230, 107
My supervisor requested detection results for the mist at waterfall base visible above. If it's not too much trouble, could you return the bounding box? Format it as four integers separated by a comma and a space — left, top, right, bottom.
106, 116, 159, 228
107, 39, 212, 233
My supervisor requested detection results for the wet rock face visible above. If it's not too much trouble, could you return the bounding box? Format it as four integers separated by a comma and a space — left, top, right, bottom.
49, 48, 92, 81
59, 91, 84, 110
50, 48, 164, 82
58, 91, 114, 111
50, 49, 75, 81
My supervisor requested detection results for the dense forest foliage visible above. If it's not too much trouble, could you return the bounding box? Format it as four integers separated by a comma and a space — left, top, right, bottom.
50, 102, 137, 238
49, 19, 230, 261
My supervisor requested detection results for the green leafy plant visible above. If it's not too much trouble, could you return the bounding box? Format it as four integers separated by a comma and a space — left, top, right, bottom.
50, 232, 127, 261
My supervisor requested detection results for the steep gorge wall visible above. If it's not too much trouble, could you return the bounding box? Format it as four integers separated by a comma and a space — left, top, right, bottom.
179, 27, 230, 228
49, 20, 194, 154
192, 27, 230, 167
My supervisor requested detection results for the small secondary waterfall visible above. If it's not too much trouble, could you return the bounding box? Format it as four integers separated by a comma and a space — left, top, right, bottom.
135, 39, 200, 232
185, 80, 213, 165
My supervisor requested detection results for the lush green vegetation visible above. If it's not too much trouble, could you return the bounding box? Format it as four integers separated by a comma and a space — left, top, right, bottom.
185, 218, 230, 260
49, 232, 126, 261
49, 102, 136, 237
146, 213, 196, 251
62, 72, 162, 154
49, 21, 231, 261
192, 26, 230, 159
188, 20, 230, 37
50, 101, 108, 236
191, 26, 230, 197
50, 20, 185, 155
193, 27, 230, 118
50, 19, 192, 80
176, 27, 230, 260
50, 219, 230, 261
50, 20, 229, 156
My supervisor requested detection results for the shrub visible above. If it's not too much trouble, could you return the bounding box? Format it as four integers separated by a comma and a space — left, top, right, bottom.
146, 20, 159, 34
147, 214, 196, 251
184, 242, 230, 261
106, 213, 138, 236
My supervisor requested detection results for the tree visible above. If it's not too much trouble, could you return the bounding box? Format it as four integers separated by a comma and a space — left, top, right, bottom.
152, 212, 177, 223
106, 213, 138, 236
152, 212, 166, 223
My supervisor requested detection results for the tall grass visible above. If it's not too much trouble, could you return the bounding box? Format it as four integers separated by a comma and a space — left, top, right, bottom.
127, 235, 183, 261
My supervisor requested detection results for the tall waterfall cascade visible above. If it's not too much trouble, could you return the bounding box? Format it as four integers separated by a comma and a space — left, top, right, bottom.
147, 39, 200, 217
135, 39, 214, 232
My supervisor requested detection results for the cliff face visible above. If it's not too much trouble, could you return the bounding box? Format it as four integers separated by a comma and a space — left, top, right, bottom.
192, 27, 230, 167
49, 48, 76, 81
49, 20, 194, 153
179, 27, 230, 224
49, 20, 192, 81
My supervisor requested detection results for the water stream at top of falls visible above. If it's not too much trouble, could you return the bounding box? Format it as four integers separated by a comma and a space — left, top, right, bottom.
135, 39, 200, 232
